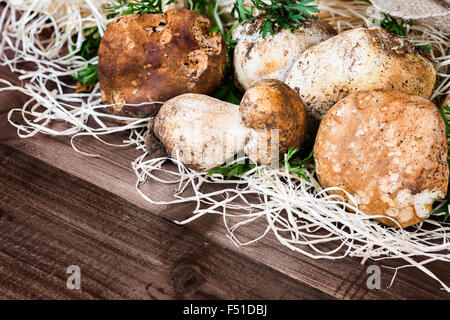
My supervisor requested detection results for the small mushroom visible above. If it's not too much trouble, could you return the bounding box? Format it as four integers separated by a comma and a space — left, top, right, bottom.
150, 79, 307, 170
98, 9, 227, 119
240, 79, 308, 165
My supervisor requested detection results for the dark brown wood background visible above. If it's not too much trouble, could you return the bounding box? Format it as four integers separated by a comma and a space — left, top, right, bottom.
1, 6, 449, 300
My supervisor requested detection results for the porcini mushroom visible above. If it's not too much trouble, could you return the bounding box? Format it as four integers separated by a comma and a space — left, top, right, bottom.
148, 79, 307, 170
232, 17, 336, 90
98, 9, 227, 119
314, 90, 449, 228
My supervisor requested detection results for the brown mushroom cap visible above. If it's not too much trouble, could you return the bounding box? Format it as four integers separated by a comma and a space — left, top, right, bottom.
98, 9, 227, 119
285, 27, 437, 130
314, 90, 449, 228
239, 79, 307, 164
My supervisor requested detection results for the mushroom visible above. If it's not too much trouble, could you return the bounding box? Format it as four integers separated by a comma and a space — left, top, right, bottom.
232, 17, 336, 90
147, 79, 307, 170
285, 27, 437, 129
314, 90, 449, 228
98, 9, 227, 119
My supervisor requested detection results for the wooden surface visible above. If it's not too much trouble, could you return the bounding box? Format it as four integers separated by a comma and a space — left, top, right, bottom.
1, 10, 450, 300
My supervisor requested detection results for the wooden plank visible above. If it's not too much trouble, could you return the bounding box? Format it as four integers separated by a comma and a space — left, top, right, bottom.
0, 144, 333, 299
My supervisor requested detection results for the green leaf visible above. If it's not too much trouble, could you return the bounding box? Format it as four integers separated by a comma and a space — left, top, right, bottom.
207, 162, 256, 179
284, 147, 313, 179
71, 22, 104, 86
208, 139, 315, 180
74, 27, 102, 61
418, 45, 433, 51
73, 64, 98, 86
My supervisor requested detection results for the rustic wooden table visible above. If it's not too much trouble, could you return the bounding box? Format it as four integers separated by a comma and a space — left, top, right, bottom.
0, 8, 449, 301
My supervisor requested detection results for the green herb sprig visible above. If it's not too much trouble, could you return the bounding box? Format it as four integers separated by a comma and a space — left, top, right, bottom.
208, 146, 314, 180
373, 13, 412, 37
106, 0, 174, 15
373, 13, 433, 54
418, 45, 433, 51
76, 27, 102, 60
189, 0, 243, 103
232, 0, 319, 39
73, 64, 99, 86
72, 27, 102, 86
433, 105, 450, 222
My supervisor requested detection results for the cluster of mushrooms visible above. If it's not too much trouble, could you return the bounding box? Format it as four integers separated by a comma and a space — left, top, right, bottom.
97, 7, 448, 228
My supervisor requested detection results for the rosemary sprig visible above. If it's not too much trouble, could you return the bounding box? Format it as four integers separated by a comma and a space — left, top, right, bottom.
106, 0, 174, 15
433, 105, 450, 222
232, 0, 319, 39
76, 27, 102, 60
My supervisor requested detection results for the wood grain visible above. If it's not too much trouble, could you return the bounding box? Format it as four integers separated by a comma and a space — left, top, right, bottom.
2, 78, 450, 300
0, 4, 449, 299
0, 144, 332, 299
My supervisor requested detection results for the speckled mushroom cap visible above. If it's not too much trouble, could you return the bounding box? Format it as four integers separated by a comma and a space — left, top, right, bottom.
232, 17, 336, 90
285, 27, 436, 129
240, 79, 308, 165
98, 9, 227, 119
314, 90, 449, 228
